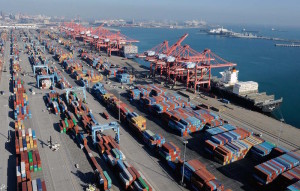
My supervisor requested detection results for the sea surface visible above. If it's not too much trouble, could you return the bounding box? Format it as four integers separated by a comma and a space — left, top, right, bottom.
118, 26, 300, 128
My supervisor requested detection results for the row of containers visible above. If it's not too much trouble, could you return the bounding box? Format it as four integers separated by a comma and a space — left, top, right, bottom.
25, 38, 55, 90
43, 86, 154, 190
39, 31, 227, 190
27, 34, 73, 90
253, 152, 300, 187
129, 84, 221, 136
40, 34, 134, 88
129, 84, 300, 189
89, 82, 230, 191
0, 31, 6, 69
10, 31, 47, 191
43, 33, 134, 84
39, 38, 104, 87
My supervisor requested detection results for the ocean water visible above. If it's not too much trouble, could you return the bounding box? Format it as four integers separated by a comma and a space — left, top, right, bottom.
118, 26, 300, 128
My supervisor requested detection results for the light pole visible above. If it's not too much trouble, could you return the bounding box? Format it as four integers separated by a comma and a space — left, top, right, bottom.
119, 92, 121, 123
277, 118, 285, 146
181, 140, 188, 186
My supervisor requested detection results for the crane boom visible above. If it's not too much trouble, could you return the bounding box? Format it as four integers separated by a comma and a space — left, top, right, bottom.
166, 33, 188, 55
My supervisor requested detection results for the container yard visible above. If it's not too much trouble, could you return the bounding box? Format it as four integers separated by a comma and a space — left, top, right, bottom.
0, 26, 299, 191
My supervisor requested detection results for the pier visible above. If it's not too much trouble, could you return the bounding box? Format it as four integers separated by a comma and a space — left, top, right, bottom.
275, 43, 300, 47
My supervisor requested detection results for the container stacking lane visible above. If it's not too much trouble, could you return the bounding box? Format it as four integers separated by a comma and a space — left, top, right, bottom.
0, 40, 16, 191
18, 41, 84, 191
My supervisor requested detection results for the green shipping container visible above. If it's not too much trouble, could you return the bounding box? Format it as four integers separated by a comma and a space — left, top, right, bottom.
65, 119, 69, 128
72, 118, 77, 126
34, 167, 37, 172
38, 167, 42, 171
28, 151, 33, 163
112, 149, 119, 159
103, 171, 112, 189
138, 177, 149, 191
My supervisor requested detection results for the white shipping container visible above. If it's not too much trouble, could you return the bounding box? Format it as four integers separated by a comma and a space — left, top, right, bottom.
233, 81, 258, 95
21, 162, 25, 174
32, 179, 38, 191
28, 128, 32, 137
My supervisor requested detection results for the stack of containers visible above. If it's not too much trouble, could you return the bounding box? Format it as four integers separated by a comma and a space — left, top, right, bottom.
204, 124, 236, 138
182, 159, 224, 191
286, 180, 300, 191
59, 111, 78, 134
108, 98, 133, 122
129, 88, 141, 100
162, 106, 223, 137
159, 142, 181, 162
104, 68, 119, 78
269, 146, 289, 159
251, 141, 276, 160
91, 82, 107, 100
13, 78, 32, 120
88, 70, 103, 82
127, 112, 147, 133
205, 133, 264, 165
96, 135, 124, 166
16, 150, 42, 185
53, 69, 72, 89
63, 59, 83, 73
209, 128, 251, 146
117, 159, 152, 190
22, 179, 47, 191
93, 133, 153, 190
82, 137, 112, 190
70, 99, 90, 118
15, 128, 37, 155
142, 129, 166, 149
278, 166, 300, 189
253, 152, 300, 185
116, 73, 133, 84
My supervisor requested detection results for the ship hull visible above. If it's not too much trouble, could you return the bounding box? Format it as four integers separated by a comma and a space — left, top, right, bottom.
210, 85, 282, 114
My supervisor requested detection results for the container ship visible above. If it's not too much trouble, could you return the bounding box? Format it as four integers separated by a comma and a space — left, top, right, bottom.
121, 44, 138, 59
210, 68, 283, 113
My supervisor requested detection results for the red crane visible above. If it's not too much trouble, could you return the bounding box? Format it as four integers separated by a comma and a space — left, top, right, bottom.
137, 34, 236, 92
60, 21, 139, 57
139, 34, 188, 78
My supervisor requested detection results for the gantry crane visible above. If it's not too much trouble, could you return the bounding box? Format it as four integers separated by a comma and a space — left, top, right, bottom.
61, 21, 139, 57
137, 34, 236, 92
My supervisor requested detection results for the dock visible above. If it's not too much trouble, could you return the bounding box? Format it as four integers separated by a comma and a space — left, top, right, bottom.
275, 43, 300, 47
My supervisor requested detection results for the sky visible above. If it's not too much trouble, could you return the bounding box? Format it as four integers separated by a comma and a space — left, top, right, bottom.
1, 0, 300, 27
